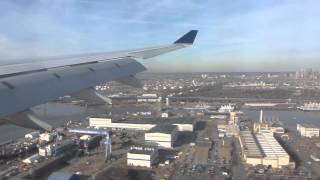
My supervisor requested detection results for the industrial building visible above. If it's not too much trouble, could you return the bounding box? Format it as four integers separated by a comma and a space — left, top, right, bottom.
253, 110, 285, 135
145, 124, 178, 148
127, 146, 159, 168
89, 118, 155, 131
254, 122, 285, 135
137, 94, 162, 103
297, 123, 319, 137
109, 94, 161, 104
270, 124, 285, 134
89, 117, 194, 132
161, 112, 169, 118
173, 123, 193, 132
239, 130, 290, 168
239, 130, 264, 165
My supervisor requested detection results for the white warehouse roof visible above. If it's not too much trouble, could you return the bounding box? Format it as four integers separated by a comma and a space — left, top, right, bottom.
255, 132, 289, 159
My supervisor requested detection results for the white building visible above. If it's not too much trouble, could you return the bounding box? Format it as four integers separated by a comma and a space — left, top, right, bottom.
137, 94, 162, 103
127, 146, 159, 168
89, 118, 155, 131
173, 123, 193, 132
145, 125, 178, 148
297, 123, 319, 137
270, 124, 285, 134
161, 112, 169, 118
89, 117, 112, 126
39, 133, 54, 142
89, 117, 194, 132
38, 144, 54, 157
255, 131, 290, 168
239, 130, 290, 168
25, 131, 40, 139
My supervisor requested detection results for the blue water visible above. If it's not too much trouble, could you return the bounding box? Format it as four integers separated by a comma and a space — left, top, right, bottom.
243, 110, 320, 131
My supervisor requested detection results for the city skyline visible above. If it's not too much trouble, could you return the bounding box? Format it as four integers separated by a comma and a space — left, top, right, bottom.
0, 0, 319, 72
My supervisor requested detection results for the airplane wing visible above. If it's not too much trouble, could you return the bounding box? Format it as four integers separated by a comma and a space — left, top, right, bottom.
0, 30, 198, 128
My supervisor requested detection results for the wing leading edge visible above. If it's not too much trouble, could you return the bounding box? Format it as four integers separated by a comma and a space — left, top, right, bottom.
0, 30, 198, 128
0, 30, 198, 77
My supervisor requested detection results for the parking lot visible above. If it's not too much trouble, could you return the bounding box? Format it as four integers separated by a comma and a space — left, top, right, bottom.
170, 120, 238, 180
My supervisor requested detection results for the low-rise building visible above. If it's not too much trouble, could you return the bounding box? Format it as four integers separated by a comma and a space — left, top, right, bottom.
137, 94, 162, 103
270, 124, 285, 134
39, 133, 54, 142
255, 131, 290, 168
89, 117, 194, 132
25, 131, 40, 139
239, 130, 264, 165
217, 124, 226, 132
173, 123, 193, 132
297, 123, 319, 137
239, 130, 290, 168
145, 124, 178, 148
161, 112, 169, 118
127, 146, 159, 168
89, 118, 155, 131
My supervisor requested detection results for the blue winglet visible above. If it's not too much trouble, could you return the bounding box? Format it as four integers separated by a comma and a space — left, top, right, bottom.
174, 30, 198, 44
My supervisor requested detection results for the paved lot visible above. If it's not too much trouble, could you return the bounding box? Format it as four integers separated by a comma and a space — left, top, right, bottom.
280, 132, 320, 178
193, 146, 209, 165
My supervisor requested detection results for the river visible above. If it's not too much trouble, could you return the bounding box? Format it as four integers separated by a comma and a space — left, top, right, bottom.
1, 103, 320, 143
243, 109, 320, 131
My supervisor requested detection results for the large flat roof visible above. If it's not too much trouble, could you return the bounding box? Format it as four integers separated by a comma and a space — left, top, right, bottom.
148, 124, 177, 134
298, 123, 318, 129
240, 131, 264, 158
114, 117, 194, 124
255, 132, 289, 158
128, 146, 157, 155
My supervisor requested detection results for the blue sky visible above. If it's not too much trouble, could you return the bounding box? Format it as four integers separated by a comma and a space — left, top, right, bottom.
0, 0, 319, 72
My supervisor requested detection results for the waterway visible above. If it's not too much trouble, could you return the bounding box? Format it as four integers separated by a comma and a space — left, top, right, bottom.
1, 103, 320, 142
0, 103, 104, 142
243, 109, 320, 131
0, 102, 156, 142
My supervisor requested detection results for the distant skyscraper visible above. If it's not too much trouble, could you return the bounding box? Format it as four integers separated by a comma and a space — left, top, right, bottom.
295, 68, 312, 79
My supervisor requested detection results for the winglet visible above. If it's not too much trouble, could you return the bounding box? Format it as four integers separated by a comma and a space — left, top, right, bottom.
174, 30, 198, 44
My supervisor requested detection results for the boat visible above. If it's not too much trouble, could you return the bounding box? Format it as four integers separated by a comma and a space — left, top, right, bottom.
297, 102, 320, 111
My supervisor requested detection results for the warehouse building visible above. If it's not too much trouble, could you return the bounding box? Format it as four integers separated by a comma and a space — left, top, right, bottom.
255, 131, 290, 168
145, 124, 178, 148
239, 130, 290, 168
173, 123, 193, 132
167, 117, 194, 132
89, 118, 155, 131
127, 146, 159, 168
89, 117, 194, 132
137, 94, 162, 103
297, 123, 319, 138
239, 130, 264, 165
